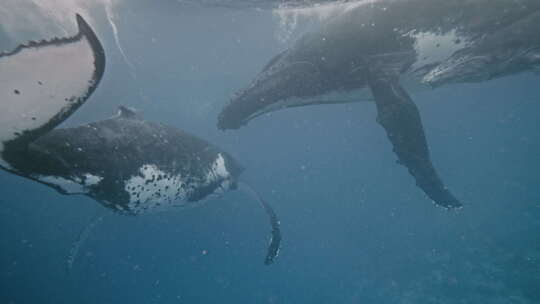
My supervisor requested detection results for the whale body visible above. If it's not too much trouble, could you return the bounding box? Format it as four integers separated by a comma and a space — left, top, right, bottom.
218, 0, 540, 208
0, 15, 280, 265
19, 106, 244, 214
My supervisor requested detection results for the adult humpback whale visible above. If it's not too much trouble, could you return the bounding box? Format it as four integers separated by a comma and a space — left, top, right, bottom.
0, 15, 280, 265
218, 0, 540, 208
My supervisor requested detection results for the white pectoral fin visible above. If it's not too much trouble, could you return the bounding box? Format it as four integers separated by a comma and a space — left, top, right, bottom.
0, 14, 105, 168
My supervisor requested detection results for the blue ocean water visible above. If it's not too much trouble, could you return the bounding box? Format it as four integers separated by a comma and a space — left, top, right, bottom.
1, 1, 539, 303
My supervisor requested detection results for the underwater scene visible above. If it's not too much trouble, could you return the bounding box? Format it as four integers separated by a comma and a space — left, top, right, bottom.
0, 0, 539, 303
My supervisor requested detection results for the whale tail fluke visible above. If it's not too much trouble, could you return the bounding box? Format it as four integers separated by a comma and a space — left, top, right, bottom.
238, 182, 282, 265
366, 69, 462, 209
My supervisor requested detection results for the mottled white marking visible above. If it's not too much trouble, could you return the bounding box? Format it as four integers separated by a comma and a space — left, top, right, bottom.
124, 154, 232, 214
38, 176, 85, 194
408, 29, 467, 72
35, 172, 102, 194
124, 164, 189, 214
206, 154, 230, 182
0, 31, 95, 156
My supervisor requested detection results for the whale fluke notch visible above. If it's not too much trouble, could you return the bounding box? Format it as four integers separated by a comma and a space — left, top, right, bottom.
0, 14, 105, 171
365, 67, 461, 209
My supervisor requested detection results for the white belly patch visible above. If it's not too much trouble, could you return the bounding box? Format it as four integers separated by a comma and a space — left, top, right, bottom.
123, 154, 231, 214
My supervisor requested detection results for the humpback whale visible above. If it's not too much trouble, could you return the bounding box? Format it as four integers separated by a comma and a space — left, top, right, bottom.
0, 15, 280, 265
218, 0, 540, 208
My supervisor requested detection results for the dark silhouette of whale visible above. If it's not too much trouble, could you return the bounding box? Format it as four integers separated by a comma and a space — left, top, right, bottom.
0, 15, 280, 265
218, 0, 540, 208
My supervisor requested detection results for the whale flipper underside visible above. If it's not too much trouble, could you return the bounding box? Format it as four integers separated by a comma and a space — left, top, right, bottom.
0, 14, 105, 172
365, 68, 461, 209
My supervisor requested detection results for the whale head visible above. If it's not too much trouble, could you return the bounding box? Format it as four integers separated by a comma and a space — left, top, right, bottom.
217, 49, 332, 130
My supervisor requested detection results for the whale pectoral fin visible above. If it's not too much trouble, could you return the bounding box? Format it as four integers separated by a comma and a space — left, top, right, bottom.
365, 72, 461, 209
239, 182, 281, 265
259, 197, 282, 265
0, 14, 105, 170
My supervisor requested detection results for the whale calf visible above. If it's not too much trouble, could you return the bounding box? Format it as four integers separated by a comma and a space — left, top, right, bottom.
0, 15, 280, 265
218, 0, 540, 208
